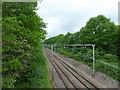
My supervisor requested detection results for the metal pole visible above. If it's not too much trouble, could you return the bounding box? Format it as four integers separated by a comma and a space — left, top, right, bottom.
51, 46, 53, 55
92, 45, 95, 72
54, 45, 55, 51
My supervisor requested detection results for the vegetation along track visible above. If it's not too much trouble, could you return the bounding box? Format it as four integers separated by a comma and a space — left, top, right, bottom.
44, 48, 108, 89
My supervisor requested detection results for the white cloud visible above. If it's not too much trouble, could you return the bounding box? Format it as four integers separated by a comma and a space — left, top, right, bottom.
46, 17, 60, 32
36, 0, 119, 38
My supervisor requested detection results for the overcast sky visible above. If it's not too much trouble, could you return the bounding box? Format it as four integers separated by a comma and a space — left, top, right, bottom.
36, 0, 119, 38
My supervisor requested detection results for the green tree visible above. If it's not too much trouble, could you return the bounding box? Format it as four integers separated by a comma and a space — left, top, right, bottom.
2, 2, 47, 88
45, 15, 118, 56
79, 15, 117, 54
62, 32, 72, 44
55, 34, 64, 44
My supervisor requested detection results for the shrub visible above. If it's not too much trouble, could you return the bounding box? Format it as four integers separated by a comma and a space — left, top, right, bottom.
103, 54, 118, 62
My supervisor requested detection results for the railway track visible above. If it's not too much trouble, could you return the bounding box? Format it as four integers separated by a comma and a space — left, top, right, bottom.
44, 48, 108, 89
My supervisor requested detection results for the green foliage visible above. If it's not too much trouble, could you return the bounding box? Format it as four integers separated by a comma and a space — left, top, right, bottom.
2, 2, 51, 88
8, 59, 22, 69
95, 63, 118, 80
44, 15, 118, 56
56, 48, 73, 56
55, 47, 119, 81
103, 54, 117, 60
15, 47, 51, 88
2, 76, 16, 88
44, 15, 119, 81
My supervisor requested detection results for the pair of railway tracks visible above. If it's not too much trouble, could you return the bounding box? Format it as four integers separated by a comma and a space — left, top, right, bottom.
44, 48, 108, 89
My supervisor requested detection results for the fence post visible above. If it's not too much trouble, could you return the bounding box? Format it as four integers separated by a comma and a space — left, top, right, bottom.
92, 45, 95, 72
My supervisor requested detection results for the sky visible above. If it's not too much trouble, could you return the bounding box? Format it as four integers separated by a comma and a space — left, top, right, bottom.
36, 0, 119, 38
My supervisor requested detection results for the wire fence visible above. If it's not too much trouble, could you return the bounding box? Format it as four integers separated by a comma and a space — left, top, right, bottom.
96, 59, 120, 70
43, 44, 119, 81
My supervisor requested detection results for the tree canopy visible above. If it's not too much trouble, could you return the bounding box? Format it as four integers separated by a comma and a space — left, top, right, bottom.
44, 15, 119, 56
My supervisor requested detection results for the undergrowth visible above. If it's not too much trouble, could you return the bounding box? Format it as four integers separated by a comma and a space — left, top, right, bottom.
3, 46, 52, 88
15, 46, 52, 88
55, 47, 119, 82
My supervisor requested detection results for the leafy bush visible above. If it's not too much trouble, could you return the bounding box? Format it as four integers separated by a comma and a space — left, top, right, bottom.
2, 2, 51, 88
8, 59, 22, 70
103, 54, 118, 62
2, 76, 16, 88
95, 63, 119, 81
15, 47, 51, 88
